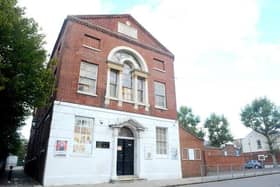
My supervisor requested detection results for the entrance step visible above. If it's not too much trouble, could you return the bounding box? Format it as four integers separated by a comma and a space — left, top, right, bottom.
111, 175, 146, 183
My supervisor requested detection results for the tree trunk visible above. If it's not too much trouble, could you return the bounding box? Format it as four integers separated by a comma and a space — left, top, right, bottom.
271, 154, 278, 168
266, 135, 278, 168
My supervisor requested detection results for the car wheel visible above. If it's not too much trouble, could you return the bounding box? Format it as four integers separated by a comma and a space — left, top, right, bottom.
254, 165, 259, 169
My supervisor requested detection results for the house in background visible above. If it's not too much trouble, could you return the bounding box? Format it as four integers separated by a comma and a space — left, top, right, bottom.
242, 131, 270, 153
221, 143, 241, 156
179, 126, 205, 177
241, 131, 280, 164
25, 14, 181, 186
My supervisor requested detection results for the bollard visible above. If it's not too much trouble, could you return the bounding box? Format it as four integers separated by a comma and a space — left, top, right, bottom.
217, 165, 219, 180
231, 164, 233, 179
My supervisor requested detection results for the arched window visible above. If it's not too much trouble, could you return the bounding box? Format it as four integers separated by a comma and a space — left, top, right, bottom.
106, 46, 149, 110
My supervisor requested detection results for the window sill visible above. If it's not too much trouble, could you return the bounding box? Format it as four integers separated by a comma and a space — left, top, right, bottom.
155, 154, 168, 159
70, 153, 93, 158
155, 106, 168, 110
152, 68, 166, 73
182, 159, 201, 161
82, 44, 101, 52
77, 90, 97, 97
106, 97, 149, 107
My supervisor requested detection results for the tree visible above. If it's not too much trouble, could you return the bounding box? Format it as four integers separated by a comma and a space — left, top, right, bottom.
177, 106, 205, 139
204, 113, 233, 147
241, 97, 280, 167
0, 0, 54, 162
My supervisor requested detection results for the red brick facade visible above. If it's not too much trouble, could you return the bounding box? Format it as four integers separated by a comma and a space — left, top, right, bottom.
52, 15, 177, 119
179, 126, 205, 177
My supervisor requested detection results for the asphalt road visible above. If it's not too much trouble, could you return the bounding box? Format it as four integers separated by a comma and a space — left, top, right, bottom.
183, 174, 280, 187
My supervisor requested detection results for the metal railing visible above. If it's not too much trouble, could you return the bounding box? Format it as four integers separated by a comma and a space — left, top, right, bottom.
199, 163, 280, 182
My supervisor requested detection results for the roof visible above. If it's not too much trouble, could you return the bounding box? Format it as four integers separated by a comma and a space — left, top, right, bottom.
204, 145, 221, 150
179, 125, 204, 141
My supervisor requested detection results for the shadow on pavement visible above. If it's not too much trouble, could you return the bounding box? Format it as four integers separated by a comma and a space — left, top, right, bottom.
0, 166, 40, 187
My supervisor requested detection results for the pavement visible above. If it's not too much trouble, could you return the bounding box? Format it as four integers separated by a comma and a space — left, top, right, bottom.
1, 167, 280, 187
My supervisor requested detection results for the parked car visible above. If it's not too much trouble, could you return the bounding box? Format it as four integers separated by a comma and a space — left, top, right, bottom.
244, 160, 264, 169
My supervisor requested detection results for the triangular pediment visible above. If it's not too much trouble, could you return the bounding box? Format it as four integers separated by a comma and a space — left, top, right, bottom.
69, 14, 173, 56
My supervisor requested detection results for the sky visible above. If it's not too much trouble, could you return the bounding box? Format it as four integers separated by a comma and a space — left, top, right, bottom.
18, 0, 280, 139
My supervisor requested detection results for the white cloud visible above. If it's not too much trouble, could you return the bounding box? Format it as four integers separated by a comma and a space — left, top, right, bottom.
18, 0, 107, 53
129, 0, 280, 138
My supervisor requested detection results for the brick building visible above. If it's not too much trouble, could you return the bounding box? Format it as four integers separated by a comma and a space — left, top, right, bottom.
25, 14, 181, 186
179, 126, 205, 177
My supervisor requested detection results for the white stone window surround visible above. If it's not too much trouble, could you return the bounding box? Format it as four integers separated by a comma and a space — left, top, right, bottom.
105, 46, 149, 111
155, 126, 168, 159
182, 148, 201, 161
72, 115, 95, 157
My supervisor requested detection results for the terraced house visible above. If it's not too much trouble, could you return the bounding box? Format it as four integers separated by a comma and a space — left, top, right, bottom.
25, 14, 181, 185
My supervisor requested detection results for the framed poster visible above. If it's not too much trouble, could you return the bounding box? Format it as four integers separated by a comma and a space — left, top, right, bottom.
55, 140, 67, 156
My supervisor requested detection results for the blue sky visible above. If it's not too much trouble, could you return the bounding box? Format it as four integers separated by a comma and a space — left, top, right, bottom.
258, 0, 280, 43
19, 0, 280, 139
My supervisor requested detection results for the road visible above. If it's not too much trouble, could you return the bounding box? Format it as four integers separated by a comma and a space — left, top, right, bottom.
183, 174, 280, 187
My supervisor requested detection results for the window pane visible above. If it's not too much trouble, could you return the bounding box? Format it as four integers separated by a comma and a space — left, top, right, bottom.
78, 77, 96, 93
137, 78, 145, 103
156, 127, 167, 155
73, 117, 93, 154
110, 69, 118, 84
194, 149, 201, 160
110, 69, 118, 97
188, 149, 195, 160
154, 82, 166, 107
122, 63, 133, 101
110, 84, 117, 97
78, 62, 97, 94
122, 63, 132, 88
123, 87, 132, 100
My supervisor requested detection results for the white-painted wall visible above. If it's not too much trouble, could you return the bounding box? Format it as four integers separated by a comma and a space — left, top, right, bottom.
241, 131, 269, 153
43, 101, 181, 186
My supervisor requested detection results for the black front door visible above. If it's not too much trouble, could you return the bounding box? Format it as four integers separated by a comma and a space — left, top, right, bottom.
117, 139, 134, 175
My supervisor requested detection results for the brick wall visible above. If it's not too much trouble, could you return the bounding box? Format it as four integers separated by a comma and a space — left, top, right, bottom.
242, 151, 280, 165
54, 16, 177, 120
179, 126, 205, 177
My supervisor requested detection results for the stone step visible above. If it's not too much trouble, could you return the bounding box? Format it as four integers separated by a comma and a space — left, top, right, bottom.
110, 175, 146, 183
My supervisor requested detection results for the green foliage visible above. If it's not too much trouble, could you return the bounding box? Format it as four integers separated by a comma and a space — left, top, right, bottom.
241, 97, 280, 156
0, 0, 54, 159
177, 106, 205, 139
204, 113, 233, 147
17, 138, 28, 166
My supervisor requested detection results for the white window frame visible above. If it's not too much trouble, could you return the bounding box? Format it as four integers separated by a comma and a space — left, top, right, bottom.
137, 77, 145, 103
156, 127, 168, 157
77, 61, 98, 96
182, 148, 201, 160
109, 69, 119, 98
122, 62, 133, 101
72, 116, 94, 156
154, 81, 167, 109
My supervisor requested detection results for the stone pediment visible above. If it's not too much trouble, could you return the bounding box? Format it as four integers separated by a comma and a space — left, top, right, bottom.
109, 119, 145, 131
67, 14, 173, 58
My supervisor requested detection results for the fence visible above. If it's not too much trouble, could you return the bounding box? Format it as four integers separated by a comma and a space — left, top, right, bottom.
199, 163, 280, 182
